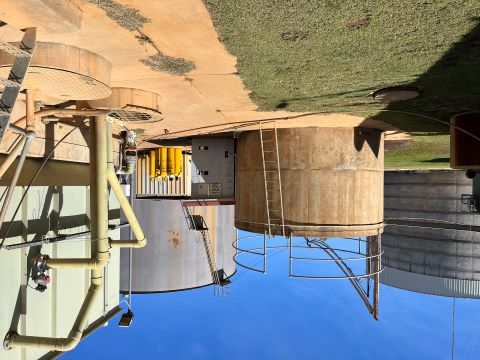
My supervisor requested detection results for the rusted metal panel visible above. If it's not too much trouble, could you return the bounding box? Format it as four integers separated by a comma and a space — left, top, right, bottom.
235, 127, 384, 238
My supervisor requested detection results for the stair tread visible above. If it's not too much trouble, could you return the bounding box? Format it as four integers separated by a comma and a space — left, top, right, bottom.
0, 42, 31, 57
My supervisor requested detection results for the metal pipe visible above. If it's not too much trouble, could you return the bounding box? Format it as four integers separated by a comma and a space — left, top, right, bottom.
106, 121, 146, 249
373, 234, 380, 320
3, 223, 130, 250
43, 306, 123, 360
128, 174, 134, 309
0, 136, 26, 179
25, 89, 35, 132
4, 279, 102, 351
45, 116, 110, 269
9, 124, 26, 136
0, 132, 34, 226
3, 116, 110, 351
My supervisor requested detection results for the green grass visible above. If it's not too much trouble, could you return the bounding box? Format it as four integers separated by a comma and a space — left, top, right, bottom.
204, 0, 480, 168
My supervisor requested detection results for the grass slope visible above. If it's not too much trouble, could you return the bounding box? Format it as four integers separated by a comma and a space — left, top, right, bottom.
205, 0, 480, 168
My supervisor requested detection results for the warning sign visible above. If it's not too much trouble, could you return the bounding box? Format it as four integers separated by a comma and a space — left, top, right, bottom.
209, 183, 222, 196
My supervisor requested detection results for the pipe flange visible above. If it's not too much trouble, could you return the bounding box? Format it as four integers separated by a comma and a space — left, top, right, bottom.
3, 331, 17, 350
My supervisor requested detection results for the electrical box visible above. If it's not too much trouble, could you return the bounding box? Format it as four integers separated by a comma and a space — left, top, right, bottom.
191, 139, 234, 200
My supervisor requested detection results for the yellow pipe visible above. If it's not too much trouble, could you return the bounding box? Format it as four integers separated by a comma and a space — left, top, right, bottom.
4, 278, 103, 351
3, 115, 146, 352
174, 148, 182, 177
159, 147, 167, 180
3, 116, 108, 351
45, 116, 110, 270
167, 147, 175, 176
106, 121, 146, 249
149, 149, 156, 178
46, 306, 123, 359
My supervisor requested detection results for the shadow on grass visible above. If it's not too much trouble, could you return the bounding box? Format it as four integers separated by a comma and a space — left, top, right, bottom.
371, 19, 480, 133
422, 157, 450, 163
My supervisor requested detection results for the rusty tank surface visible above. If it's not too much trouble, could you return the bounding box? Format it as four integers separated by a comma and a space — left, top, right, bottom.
120, 200, 235, 293
235, 127, 384, 238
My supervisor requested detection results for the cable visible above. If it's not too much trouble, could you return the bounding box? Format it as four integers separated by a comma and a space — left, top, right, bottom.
452, 297, 456, 360
0, 125, 80, 250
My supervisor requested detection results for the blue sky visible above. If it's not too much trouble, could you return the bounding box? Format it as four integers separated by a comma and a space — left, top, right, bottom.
66, 236, 480, 360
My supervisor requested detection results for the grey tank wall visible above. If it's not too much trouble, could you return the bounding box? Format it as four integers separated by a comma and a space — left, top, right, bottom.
382, 170, 480, 297
120, 200, 236, 293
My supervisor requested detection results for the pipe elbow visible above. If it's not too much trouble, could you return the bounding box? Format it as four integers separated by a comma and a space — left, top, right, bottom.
58, 331, 82, 352
136, 237, 147, 248
3, 331, 18, 350
94, 251, 110, 269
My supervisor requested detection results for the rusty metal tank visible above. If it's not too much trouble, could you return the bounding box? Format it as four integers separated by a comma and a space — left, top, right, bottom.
235, 127, 384, 238
120, 200, 235, 293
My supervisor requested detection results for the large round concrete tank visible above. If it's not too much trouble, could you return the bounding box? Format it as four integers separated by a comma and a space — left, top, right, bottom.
382, 170, 480, 298
235, 127, 384, 237
120, 200, 236, 293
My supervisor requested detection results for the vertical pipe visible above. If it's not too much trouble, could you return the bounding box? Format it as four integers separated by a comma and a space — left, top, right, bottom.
94, 115, 109, 272
0, 135, 34, 226
373, 234, 380, 320
91, 114, 108, 329
263, 232, 267, 274
25, 90, 35, 133
0, 90, 36, 226
89, 118, 98, 264
149, 150, 155, 178
0, 136, 26, 179
289, 234, 293, 278
128, 173, 134, 309
167, 147, 174, 177
107, 124, 145, 248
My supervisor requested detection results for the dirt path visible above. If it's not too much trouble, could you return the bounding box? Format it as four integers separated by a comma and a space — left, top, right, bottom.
1, 0, 408, 159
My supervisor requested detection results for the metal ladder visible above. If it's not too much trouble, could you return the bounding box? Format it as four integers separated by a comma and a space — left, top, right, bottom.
180, 203, 224, 291
199, 227, 221, 287
0, 23, 37, 143
259, 122, 285, 237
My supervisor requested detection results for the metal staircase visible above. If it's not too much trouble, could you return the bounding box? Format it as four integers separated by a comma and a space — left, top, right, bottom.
181, 203, 228, 294
0, 24, 37, 143
259, 122, 285, 237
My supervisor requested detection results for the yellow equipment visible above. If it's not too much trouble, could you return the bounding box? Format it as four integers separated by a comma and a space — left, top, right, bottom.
149, 147, 181, 181
174, 148, 183, 177
167, 147, 175, 177
159, 147, 168, 180
149, 150, 155, 178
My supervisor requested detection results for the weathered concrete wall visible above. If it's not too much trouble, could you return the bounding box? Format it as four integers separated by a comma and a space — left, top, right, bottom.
235, 127, 384, 237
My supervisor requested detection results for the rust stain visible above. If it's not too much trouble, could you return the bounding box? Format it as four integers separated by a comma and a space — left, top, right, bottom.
168, 230, 181, 249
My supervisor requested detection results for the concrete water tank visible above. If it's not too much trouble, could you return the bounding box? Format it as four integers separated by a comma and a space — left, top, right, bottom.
382, 170, 480, 298
120, 200, 236, 293
235, 127, 384, 238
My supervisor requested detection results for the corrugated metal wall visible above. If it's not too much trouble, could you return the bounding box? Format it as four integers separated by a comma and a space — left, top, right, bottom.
136, 151, 191, 197
0, 186, 120, 360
